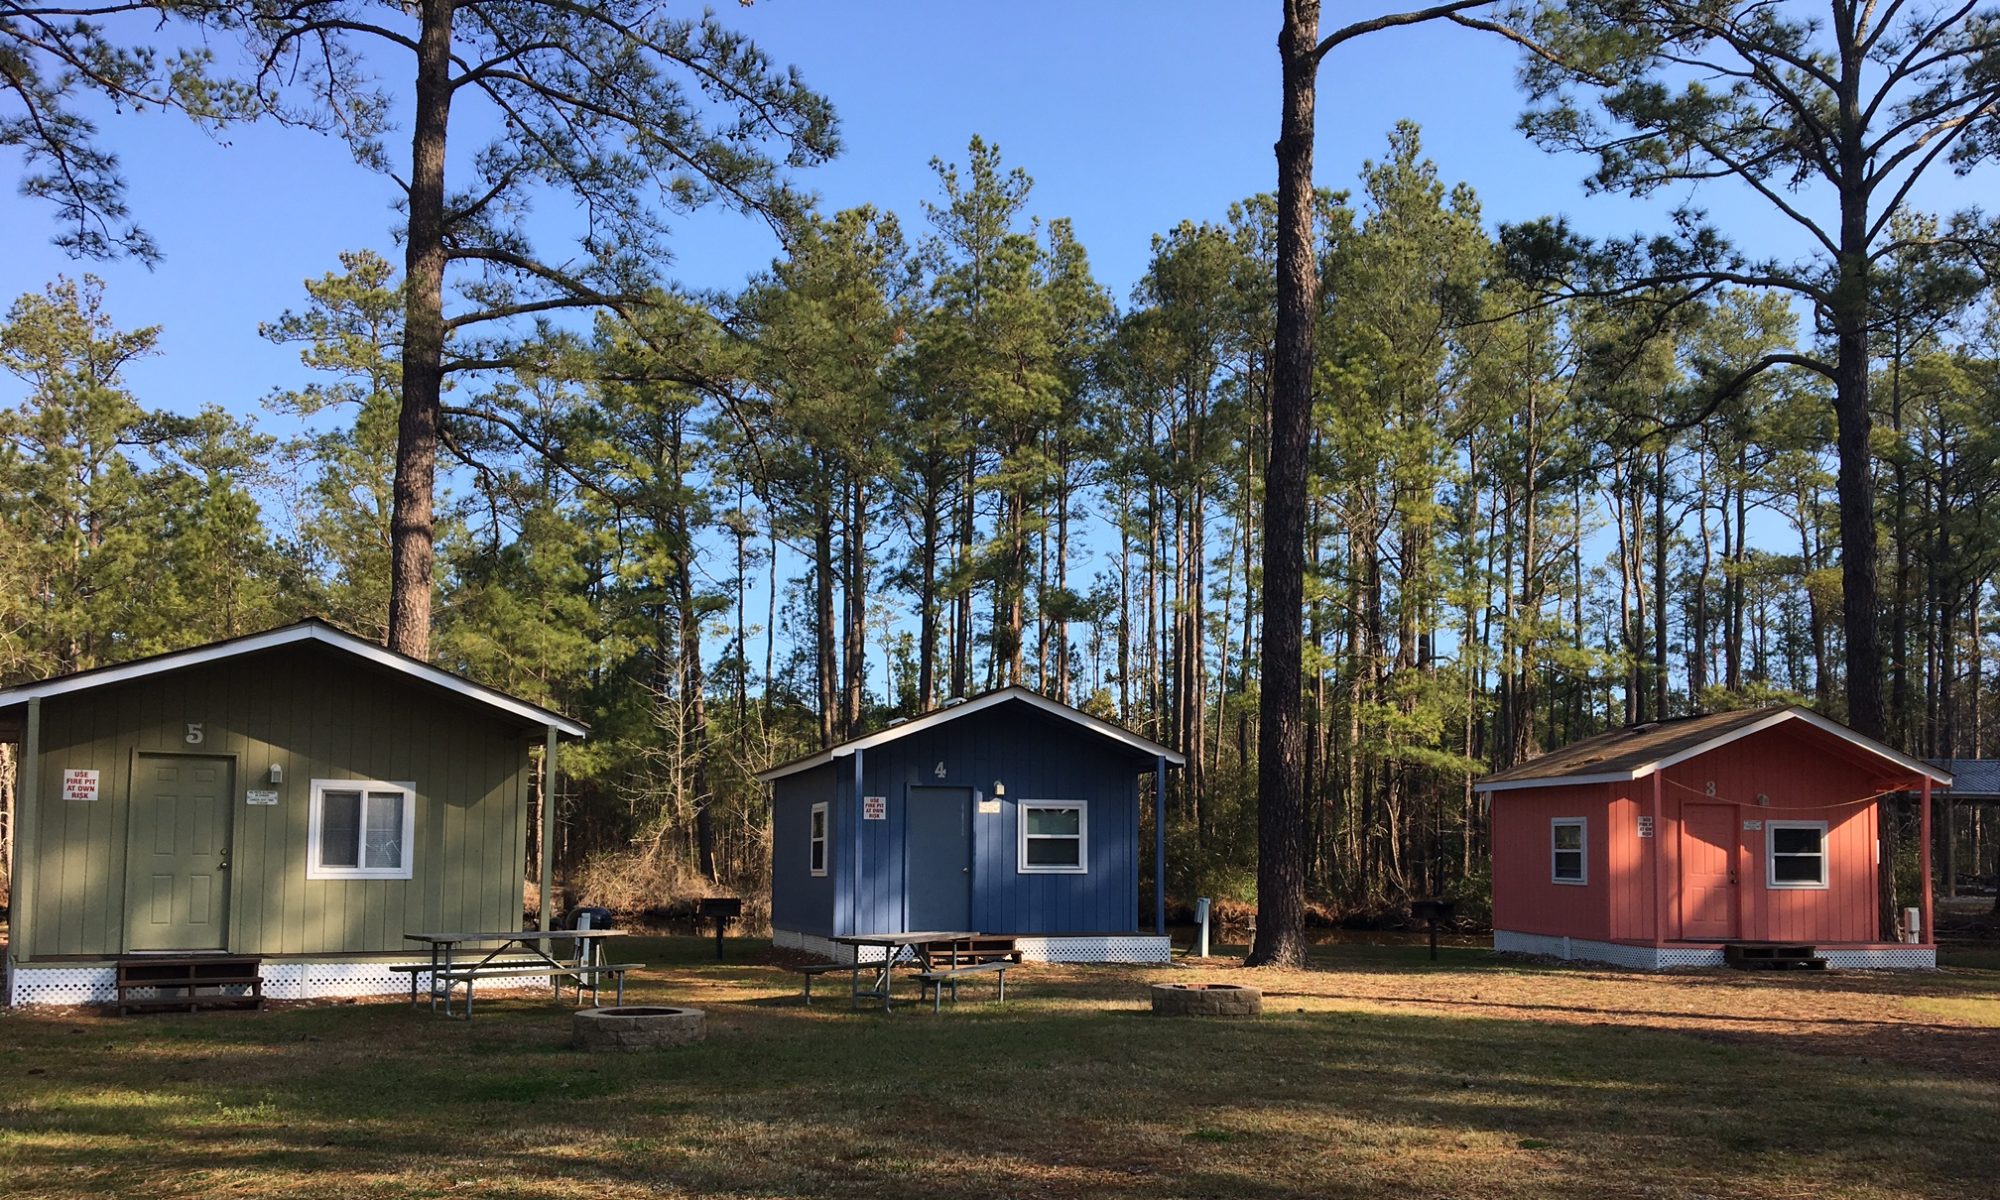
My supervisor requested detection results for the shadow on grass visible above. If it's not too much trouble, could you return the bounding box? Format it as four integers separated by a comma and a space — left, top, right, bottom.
3, 978, 1997, 1200
1286, 988, 1981, 1032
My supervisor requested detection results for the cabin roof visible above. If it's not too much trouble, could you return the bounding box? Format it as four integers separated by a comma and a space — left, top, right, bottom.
1933, 758, 2000, 800
1474, 705, 1949, 793
755, 685, 1185, 783
0, 619, 586, 737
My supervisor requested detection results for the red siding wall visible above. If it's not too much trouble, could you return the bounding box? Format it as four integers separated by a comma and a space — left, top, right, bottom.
1605, 788, 1656, 942
1651, 724, 1885, 944
1490, 784, 1612, 939
1496, 721, 1900, 947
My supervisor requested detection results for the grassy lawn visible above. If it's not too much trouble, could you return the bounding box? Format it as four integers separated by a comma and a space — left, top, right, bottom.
3, 937, 1998, 1199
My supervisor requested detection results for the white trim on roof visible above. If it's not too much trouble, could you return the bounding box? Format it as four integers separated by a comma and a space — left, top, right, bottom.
0, 623, 586, 737
1473, 708, 1950, 793
754, 686, 1184, 783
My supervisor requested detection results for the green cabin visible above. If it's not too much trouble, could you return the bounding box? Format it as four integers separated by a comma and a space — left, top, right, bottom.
0, 620, 584, 1005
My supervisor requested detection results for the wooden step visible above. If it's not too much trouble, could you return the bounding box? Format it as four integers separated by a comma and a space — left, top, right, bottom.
1723, 943, 1827, 971
116, 955, 265, 1015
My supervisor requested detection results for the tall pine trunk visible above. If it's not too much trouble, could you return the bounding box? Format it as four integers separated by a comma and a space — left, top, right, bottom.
386, 0, 456, 658
814, 515, 837, 747
1248, 0, 1319, 967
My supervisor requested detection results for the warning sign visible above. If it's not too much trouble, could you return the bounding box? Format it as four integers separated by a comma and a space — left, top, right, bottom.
1636, 815, 1654, 838
62, 769, 100, 802
863, 795, 887, 820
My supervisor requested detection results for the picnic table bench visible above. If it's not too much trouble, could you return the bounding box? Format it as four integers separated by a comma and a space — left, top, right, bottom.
804, 933, 1018, 1011
401, 929, 638, 1018
914, 958, 1012, 1012
785, 960, 870, 1005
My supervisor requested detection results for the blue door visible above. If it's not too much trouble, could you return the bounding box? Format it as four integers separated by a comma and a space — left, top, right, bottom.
906, 786, 971, 930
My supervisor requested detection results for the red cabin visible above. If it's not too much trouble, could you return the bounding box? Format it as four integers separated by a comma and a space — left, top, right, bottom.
1477, 707, 1948, 969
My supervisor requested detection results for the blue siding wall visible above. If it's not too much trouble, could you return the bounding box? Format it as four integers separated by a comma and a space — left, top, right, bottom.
819, 701, 1148, 936
769, 762, 839, 935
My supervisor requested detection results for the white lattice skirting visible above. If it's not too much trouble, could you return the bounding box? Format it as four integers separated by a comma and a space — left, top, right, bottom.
773, 928, 1172, 965
1492, 930, 1935, 971
3, 954, 551, 1007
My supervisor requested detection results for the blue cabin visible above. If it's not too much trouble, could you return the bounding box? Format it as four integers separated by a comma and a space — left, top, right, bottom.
759, 687, 1183, 964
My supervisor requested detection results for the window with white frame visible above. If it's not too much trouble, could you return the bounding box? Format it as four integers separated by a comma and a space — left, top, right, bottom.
1551, 818, 1587, 884
1767, 821, 1828, 888
308, 780, 416, 879
809, 802, 828, 876
1019, 801, 1087, 873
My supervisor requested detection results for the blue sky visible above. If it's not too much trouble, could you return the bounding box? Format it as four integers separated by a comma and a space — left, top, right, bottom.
11, 3, 1987, 423
3, 2, 1988, 682
3, 2, 1764, 422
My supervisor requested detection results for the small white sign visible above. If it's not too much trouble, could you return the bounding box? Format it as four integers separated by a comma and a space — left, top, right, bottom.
1743, 819, 1764, 831
863, 795, 887, 820
245, 789, 280, 806
1636, 815, 1654, 838
978, 798, 1002, 815
62, 769, 100, 802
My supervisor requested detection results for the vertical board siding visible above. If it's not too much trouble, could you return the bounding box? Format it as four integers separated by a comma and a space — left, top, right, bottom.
1605, 786, 1656, 942
1490, 784, 1613, 940
780, 700, 1149, 939
22, 643, 539, 959
1498, 722, 1905, 949
769, 764, 839, 935
1658, 723, 1886, 943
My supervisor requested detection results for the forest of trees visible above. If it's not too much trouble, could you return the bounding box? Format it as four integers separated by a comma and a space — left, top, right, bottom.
4, 2, 1999, 928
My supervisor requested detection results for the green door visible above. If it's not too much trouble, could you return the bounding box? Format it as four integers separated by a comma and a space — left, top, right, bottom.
125, 755, 233, 951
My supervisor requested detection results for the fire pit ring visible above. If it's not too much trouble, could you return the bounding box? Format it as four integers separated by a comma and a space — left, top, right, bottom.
572, 1005, 706, 1051
1150, 982, 1262, 1017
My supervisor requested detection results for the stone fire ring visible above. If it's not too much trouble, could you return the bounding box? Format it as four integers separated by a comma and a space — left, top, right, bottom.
572, 1005, 706, 1051
1150, 982, 1262, 1017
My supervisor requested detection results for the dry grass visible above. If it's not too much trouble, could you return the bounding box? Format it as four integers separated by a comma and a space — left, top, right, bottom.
1, 938, 1997, 1199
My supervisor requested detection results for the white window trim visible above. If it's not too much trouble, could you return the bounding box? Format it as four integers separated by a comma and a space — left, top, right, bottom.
1766, 819, 1830, 890
809, 801, 829, 877
1551, 817, 1588, 886
1018, 800, 1088, 874
307, 779, 417, 880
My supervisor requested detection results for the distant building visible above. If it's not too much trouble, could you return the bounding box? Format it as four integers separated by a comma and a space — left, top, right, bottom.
1, 621, 582, 1005
758, 687, 1182, 964
1478, 706, 1946, 969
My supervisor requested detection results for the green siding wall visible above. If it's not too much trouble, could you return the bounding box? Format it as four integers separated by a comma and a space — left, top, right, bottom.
20, 644, 536, 960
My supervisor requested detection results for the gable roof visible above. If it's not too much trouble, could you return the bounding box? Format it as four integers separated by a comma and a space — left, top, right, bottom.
1934, 759, 2000, 800
0, 619, 585, 737
1474, 705, 1949, 793
755, 685, 1184, 783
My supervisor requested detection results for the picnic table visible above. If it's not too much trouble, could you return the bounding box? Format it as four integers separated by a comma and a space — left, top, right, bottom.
400, 929, 636, 1017
828, 931, 979, 1012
